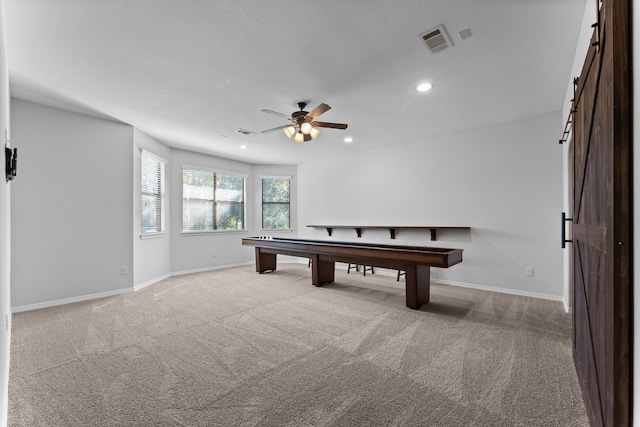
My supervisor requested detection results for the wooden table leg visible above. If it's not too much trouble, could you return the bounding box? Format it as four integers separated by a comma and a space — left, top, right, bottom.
255, 248, 276, 273
405, 265, 430, 309
311, 254, 335, 286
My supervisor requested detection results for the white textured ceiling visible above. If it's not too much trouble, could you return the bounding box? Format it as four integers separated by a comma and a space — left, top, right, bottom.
5, 0, 585, 165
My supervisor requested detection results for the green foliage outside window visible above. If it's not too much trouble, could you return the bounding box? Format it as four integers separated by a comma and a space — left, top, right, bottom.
262, 178, 290, 230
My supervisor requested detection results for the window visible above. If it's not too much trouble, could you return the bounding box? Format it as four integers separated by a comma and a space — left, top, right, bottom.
141, 150, 166, 234
182, 166, 246, 231
262, 177, 291, 230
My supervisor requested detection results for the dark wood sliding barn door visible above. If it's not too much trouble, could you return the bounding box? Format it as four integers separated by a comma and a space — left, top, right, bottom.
571, 0, 632, 425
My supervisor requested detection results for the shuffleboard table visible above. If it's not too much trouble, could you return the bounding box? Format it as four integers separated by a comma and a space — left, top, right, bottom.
241, 237, 463, 310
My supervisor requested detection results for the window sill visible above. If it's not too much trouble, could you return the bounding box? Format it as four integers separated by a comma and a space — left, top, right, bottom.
181, 229, 248, 237
260, 229, 293, 233
140, 232, 168, 240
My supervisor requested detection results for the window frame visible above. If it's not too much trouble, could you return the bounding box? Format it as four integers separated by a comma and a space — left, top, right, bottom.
261, 175, 292, 231
181, 164, 247, 235
140, 149, 167, 238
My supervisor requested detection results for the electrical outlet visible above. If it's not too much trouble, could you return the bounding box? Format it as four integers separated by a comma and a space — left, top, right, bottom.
525, 267, 534, 277
121, 266, 129, 275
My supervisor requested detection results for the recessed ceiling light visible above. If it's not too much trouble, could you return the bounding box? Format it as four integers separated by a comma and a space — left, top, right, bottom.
416, 83, 432, 92
240, 145, 248, 149
344, 137, 353, 143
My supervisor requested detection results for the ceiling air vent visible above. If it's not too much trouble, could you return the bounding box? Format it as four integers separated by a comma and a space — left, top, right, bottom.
418, 25, 453, 55
235, 128, 256, 136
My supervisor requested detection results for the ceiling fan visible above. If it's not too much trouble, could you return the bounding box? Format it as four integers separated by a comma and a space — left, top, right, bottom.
261, 102, 348, 143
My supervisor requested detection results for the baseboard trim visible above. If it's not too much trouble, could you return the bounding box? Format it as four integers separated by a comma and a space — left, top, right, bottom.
1, 326, 9, 427
136, 262, 256, 291
133, 273, 172, 292
11, 262, 257, 313
12, 287, 133, 313
170, 261, 254, 278
295, 259, 563, 302
11, 262, 563, 313
432, 278, 563, 302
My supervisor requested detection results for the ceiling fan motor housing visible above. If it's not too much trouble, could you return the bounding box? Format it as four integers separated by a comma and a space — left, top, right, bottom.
291, 110, 308, 120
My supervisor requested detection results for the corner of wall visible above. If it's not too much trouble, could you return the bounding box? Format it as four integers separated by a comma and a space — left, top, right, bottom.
0, 0, 11, 424
133, 131, 172, 287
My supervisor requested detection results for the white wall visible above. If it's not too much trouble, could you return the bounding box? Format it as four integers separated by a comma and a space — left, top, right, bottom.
8, 100, 299, 301
133, 130, 171, 288
10, 99, 134, 309
0, 0, 11, 424
298, 112, 564, 299
169, 149, 256, 274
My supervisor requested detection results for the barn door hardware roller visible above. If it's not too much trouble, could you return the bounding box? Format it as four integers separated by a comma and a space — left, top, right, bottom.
561, 212, 573, 248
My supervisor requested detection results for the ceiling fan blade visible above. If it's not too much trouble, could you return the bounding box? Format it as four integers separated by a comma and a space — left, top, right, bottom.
261, 109, 290, 119
261, 124, 291, 133
313, 121, 348, 130
306, 103, 331, 119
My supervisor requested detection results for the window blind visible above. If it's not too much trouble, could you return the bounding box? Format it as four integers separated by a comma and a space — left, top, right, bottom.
141, 150, 166, 234
182, 166, 245, 231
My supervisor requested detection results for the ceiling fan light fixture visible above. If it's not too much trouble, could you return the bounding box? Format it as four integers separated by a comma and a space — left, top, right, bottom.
283, 125, 296, 138
260, 102, 347, 142
300, 122, 313, 134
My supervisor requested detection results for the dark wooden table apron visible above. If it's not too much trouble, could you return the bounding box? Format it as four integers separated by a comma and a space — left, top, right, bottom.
241, 237, 463, 310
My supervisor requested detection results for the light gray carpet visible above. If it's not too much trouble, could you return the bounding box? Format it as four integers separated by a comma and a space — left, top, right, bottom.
8, 264, 587, 426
